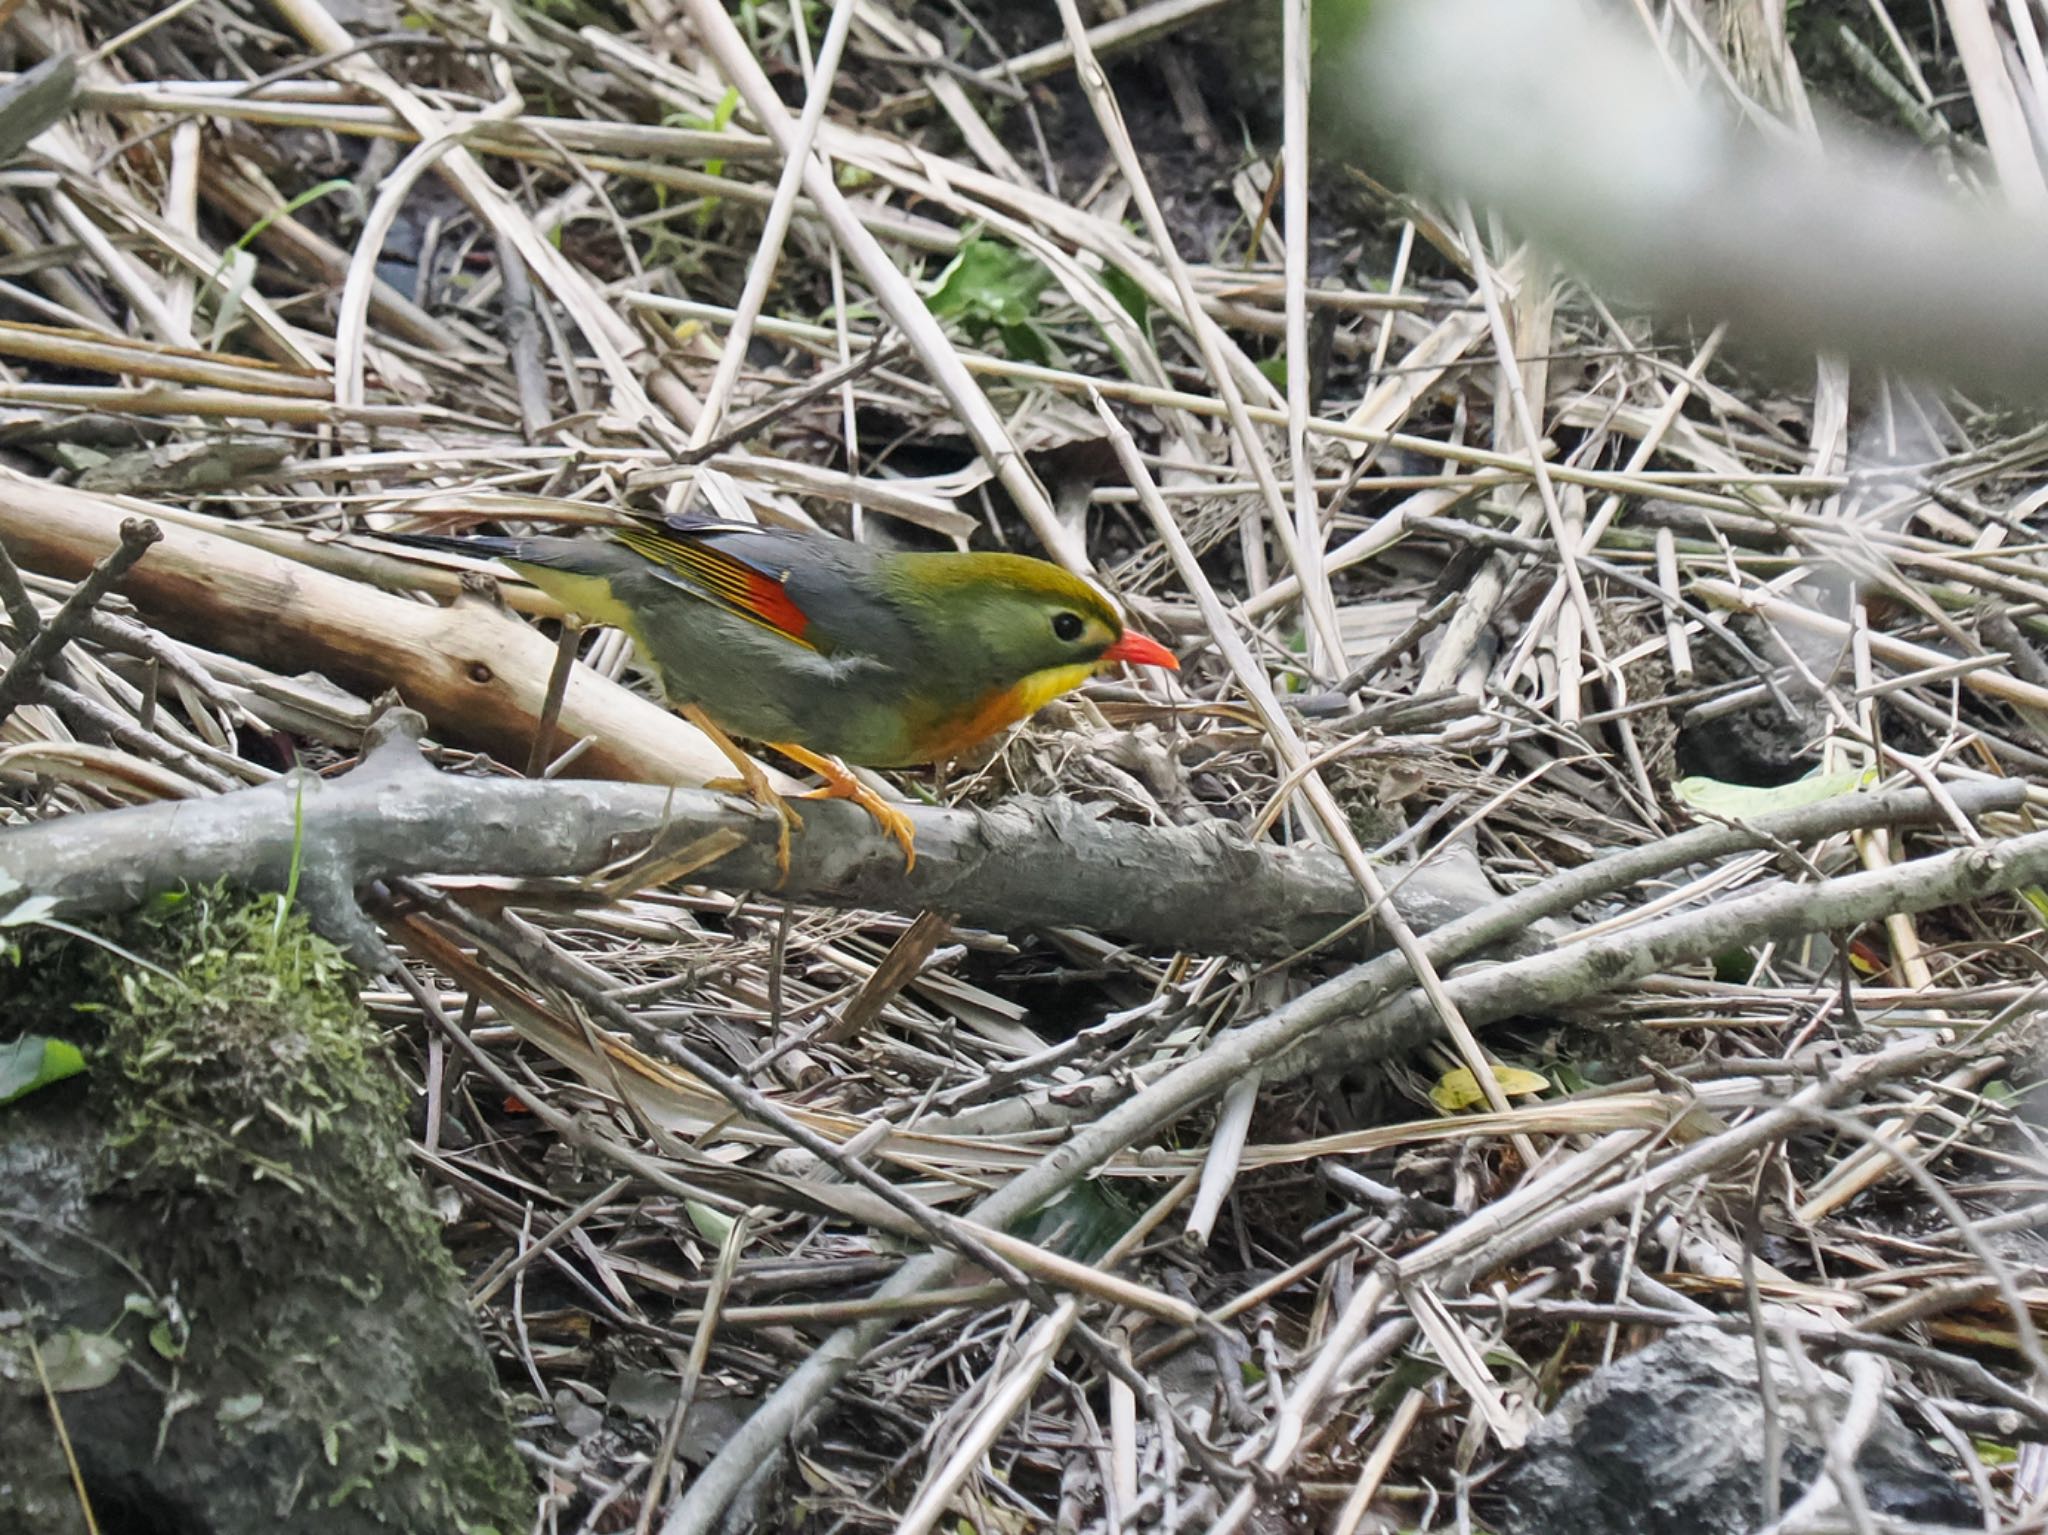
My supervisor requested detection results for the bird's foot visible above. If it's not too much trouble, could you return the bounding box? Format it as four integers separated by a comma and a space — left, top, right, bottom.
770, 743, 918, 872
684, 703, 798, 883
704, 769, 799, 882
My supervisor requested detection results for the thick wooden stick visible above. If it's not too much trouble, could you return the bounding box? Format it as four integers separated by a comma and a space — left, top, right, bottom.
0, 472, 758, 788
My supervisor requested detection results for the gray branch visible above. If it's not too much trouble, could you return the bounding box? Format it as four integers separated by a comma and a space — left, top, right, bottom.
7, 711, 2029, 984
2, 707, 1542, 965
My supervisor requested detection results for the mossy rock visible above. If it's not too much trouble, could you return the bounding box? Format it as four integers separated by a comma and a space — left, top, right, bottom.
0, 893, 525, 1535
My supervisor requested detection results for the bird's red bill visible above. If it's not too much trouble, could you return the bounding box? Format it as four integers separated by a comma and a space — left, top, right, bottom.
1102, 630, 1179, 670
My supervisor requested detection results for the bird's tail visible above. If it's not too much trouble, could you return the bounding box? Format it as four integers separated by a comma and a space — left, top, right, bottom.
380, 530, 549, 563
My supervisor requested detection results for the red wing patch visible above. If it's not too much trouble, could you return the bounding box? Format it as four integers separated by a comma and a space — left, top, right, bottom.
612, 525, 814, 648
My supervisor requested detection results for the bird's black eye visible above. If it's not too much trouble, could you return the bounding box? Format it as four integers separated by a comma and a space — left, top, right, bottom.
1052, 612, 1085, 643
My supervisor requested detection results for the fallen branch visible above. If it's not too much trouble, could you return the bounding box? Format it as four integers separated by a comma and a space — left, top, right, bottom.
657, 780, 2030, 1533
9, 699, 2022, 996
2, 708, 1522, 964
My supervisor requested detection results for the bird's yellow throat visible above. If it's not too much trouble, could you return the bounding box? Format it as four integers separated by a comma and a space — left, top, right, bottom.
909, 660, 1102, 762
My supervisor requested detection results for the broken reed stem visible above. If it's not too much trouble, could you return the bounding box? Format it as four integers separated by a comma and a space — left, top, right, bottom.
528, 618, 581, 779
0, 528, 46, 643
0, 516, 161, 728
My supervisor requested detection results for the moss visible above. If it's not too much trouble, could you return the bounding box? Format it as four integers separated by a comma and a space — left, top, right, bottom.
99, 896, 366, 1143
1, 890, 527, 1534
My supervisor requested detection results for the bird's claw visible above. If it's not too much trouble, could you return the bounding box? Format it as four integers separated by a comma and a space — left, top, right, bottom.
769, 742, 918, 872
682, 703, 800, 885
704, 771, 801, 885
802, 777, 917, 872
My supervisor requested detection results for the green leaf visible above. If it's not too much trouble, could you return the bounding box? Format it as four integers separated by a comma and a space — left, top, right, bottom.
1370, 1353, 1443, 1410
705, 86, 740, 178
996, 319, 1052, 367
38, 1328, 125, 1392
218, 1392, 265, 1424
1007, 1182, 1141, 1263
2018, 884, 2048, 932
1711, 948, 1755, 984
0, 1035, 86, 1106
204, 247, 258, 349
1976, 1437, 2019, 1466
245, 179, 357, 250
1101, 265, 1151, 339
1482, 1341, 1534, 1374
927, 235, 1055, 357
1258, 354, 1288, 390
1551, 1062, 1594, 1094
1675, 766, 1873, 817
669, 87, 743, 180
211, 179, 359, 326
683, 1199, 734, 1245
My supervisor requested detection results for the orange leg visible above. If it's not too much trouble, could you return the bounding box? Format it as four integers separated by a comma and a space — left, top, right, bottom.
681, 703, 798, 882
768, 741, 918, 872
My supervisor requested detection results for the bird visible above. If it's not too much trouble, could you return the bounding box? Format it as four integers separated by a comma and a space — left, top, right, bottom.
388, 518, 1179, 874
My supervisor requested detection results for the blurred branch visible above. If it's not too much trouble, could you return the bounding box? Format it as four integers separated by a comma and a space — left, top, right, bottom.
1323, 0, 2048, 396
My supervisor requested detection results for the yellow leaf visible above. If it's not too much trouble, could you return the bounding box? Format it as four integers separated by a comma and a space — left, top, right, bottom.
1431, 1065, 1549, 1112
1676, 767, 1873, 816
2018, 885, 2048, 932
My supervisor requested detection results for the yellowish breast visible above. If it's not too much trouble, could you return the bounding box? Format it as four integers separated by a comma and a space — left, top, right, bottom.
906, 661, 1101, 762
